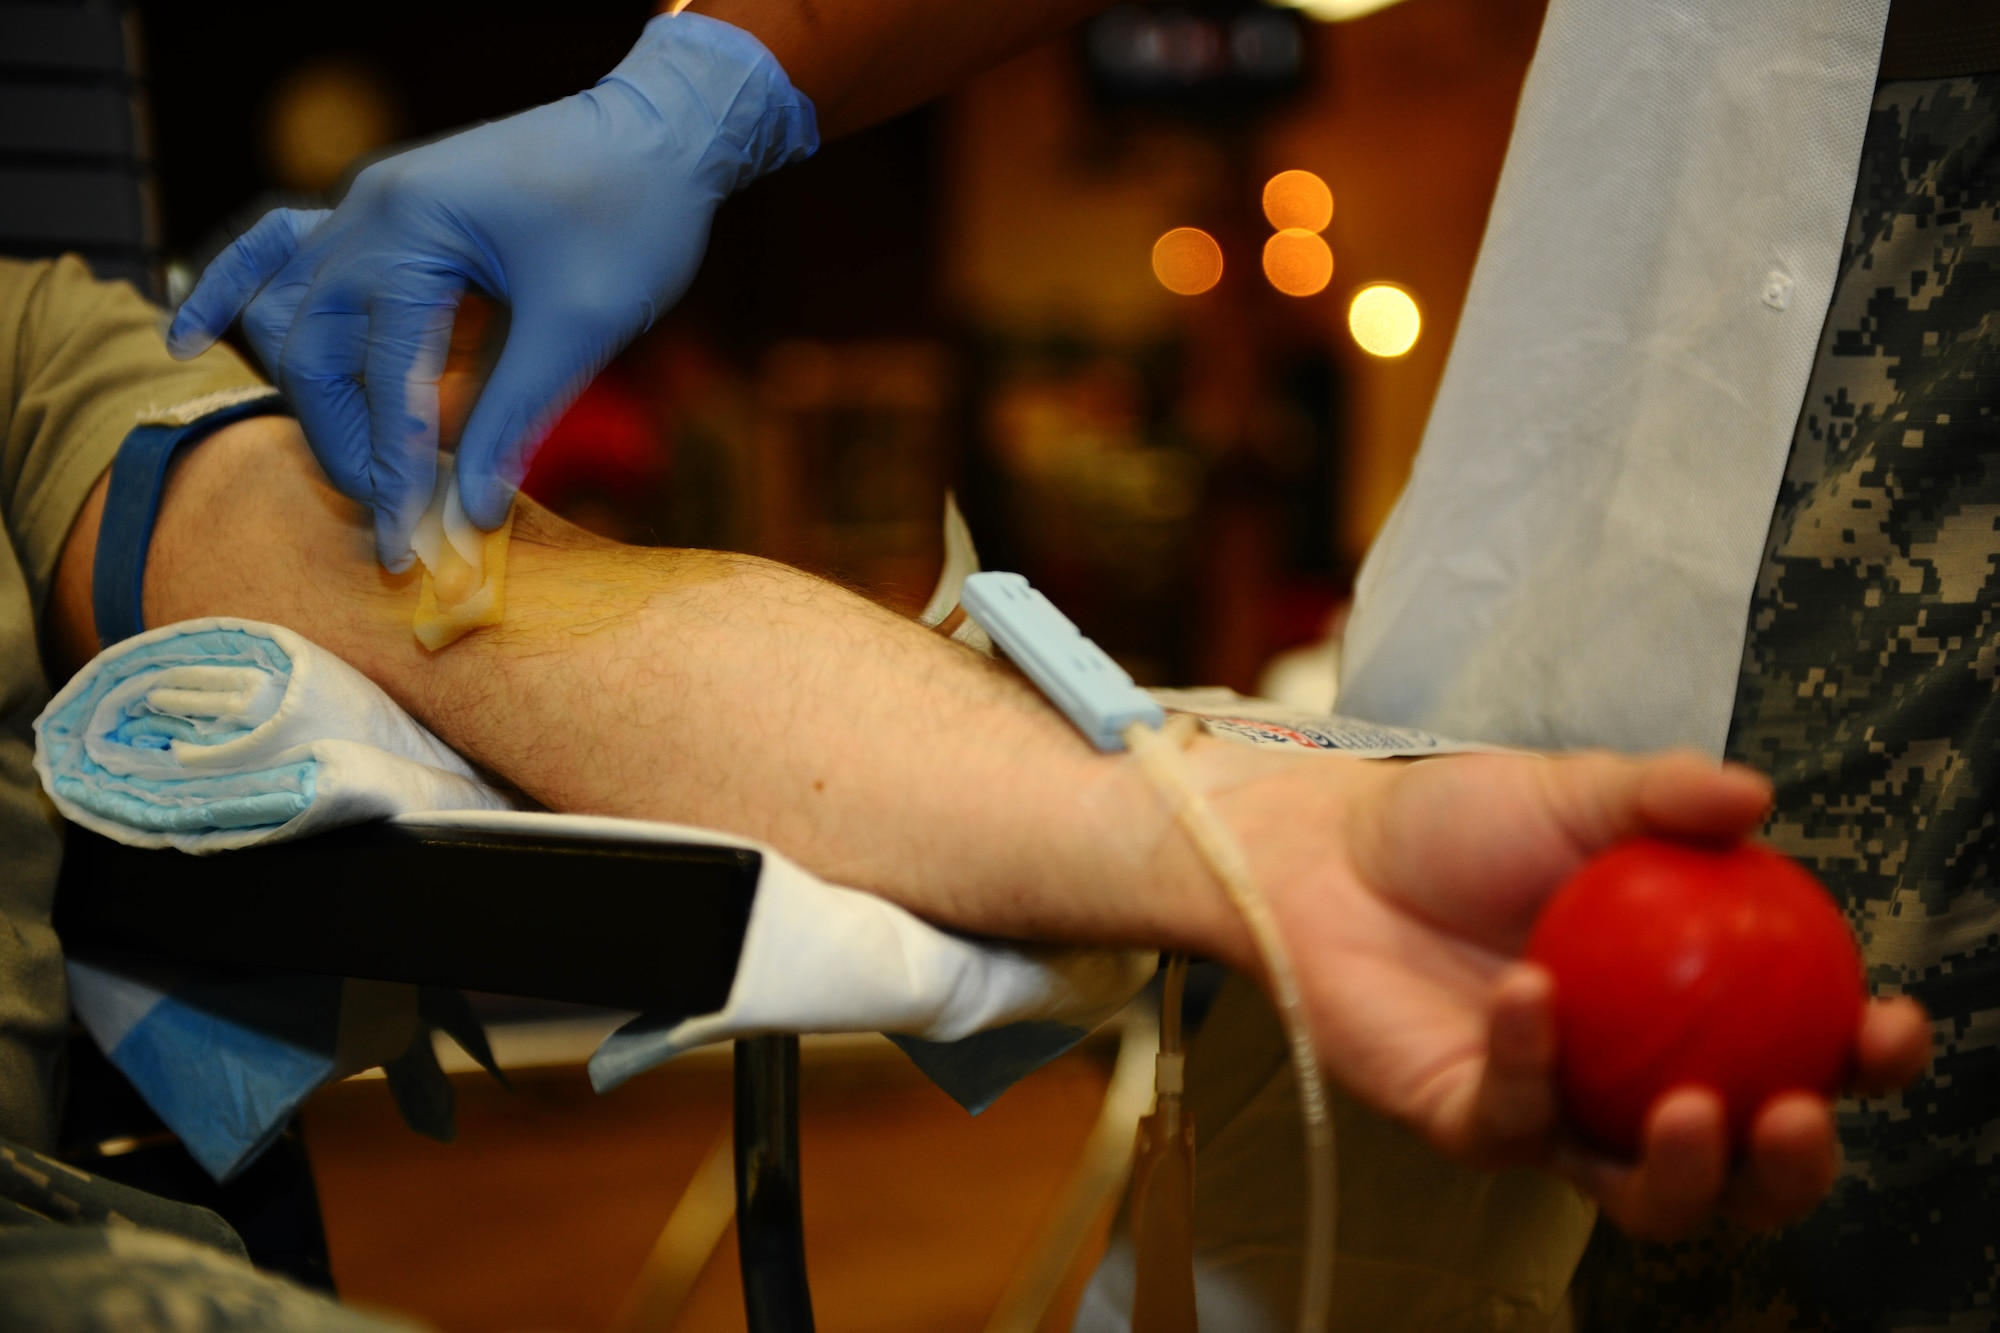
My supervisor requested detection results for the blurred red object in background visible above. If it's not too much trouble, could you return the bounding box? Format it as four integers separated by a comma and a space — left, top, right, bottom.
520, 370, 665, 515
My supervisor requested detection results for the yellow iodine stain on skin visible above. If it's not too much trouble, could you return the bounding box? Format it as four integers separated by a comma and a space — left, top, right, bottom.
413, 503, 517, 651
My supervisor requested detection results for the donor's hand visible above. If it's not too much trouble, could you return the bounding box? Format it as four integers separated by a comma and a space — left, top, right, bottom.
1170, 743, 1930, 1240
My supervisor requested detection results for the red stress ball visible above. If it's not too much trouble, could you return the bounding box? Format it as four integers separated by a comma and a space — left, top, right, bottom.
1525, 837, 1866, 1157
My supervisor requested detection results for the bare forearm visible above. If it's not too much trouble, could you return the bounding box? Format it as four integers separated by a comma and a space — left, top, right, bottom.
128, 418, 1246, 956
684, 0, 1106, 137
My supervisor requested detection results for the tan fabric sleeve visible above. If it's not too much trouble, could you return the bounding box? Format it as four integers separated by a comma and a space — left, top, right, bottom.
0, 255, 265, 623
0, 257, 268, 1150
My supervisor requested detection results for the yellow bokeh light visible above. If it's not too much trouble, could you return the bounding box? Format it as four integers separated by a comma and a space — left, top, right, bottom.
1262, 169, 1334, 233
1152, 227, 1224, 296
1348, 283, 1421, 357
1274, 0, 1408, 20
1262, 229, 1334, 297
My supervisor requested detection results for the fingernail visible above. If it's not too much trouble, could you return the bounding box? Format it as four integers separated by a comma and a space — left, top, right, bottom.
164, 329, 210, 360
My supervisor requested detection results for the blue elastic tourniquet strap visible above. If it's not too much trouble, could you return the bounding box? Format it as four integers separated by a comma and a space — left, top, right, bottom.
93, 398, 289, 649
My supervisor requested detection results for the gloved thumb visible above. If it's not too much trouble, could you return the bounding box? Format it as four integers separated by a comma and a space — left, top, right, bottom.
167, 208, 330, 358
452, 309, 608, 529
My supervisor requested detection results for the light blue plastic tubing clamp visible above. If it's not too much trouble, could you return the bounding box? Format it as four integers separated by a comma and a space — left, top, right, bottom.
958, 572, 1164, 753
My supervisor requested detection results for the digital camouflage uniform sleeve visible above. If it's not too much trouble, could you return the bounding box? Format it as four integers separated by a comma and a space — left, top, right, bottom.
1575, 74, 2000, 1333
0, 1227, 427, 1333
0, 1136, 423, 1332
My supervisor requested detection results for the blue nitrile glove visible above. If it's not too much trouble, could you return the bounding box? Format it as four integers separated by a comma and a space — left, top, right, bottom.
166, 14, 816, 569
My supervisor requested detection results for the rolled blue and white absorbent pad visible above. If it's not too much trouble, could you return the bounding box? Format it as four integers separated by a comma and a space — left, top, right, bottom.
34, 618, 1155, 1179
36, 620, 510, 850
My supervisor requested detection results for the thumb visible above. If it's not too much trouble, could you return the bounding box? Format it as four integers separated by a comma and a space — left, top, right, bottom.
167, 208, 330, 359
452, 306, 609, 529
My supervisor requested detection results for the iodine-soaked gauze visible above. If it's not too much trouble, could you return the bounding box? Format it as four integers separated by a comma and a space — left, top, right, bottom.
410, 466, 516, 651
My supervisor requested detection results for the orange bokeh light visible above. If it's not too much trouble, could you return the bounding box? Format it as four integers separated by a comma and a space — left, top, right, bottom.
1152, 227, 1224, 296
1261, 170, 1334, 233
1262, 229, 1334, 297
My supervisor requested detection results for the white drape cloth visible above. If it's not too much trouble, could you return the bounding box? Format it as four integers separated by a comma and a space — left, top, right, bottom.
1339, 0, 1893, 757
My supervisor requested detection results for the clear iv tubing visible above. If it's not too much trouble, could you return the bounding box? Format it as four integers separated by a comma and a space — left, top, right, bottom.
1124, 718, 1335, 1333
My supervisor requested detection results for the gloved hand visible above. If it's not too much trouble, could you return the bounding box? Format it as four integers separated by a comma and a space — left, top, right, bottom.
166, 14, 816, 569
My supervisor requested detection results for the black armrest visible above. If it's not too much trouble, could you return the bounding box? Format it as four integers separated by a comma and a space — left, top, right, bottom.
54, 822, 759, 1014
56, 821, 811, 1332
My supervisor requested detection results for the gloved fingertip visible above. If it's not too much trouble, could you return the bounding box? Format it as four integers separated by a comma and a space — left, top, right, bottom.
460, 473, 517, 531
164, 313, 217, 360
375, 519, 418, 575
